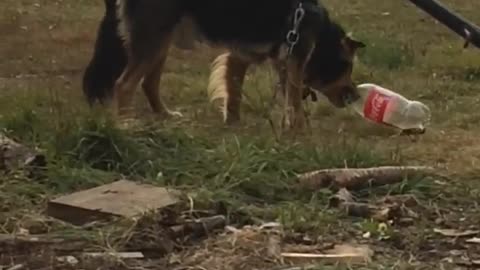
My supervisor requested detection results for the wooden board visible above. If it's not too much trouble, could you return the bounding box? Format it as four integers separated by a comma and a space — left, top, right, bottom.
47, 180, 180, 225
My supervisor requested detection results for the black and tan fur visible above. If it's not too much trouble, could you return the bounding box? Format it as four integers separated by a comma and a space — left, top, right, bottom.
83, 0, 365, 128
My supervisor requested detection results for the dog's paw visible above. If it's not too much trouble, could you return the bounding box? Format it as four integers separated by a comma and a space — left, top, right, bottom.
281, 110, 306, 131
166, 110, 183, 118
117, 117, 141, 130
156, 109, 183, 119
224, 114, 240, 126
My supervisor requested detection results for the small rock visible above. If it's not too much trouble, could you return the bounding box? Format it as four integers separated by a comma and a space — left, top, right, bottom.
57, 256, 79, 266
435, 218, 444, 225
398, 218, 415, 226
17, 228, 30, 236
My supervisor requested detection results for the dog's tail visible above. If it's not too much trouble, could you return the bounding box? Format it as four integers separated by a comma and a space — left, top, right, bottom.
207, 53, 249, 121
82, 0, 127, 106
207, 53, 230, 104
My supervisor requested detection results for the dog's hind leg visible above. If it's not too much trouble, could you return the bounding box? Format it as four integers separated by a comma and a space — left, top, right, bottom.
113, 0, 183, 119
142, 34, 182, 118
208, 52, 250, 124
112, 58, 151, 118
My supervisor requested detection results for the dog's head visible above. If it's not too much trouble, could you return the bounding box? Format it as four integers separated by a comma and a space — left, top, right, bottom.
303, 22, 365, 107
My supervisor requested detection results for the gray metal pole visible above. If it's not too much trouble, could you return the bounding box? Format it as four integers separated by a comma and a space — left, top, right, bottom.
408, 0, 480, 49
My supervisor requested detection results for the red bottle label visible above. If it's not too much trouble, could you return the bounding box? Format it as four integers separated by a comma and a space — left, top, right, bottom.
363, 89, 391, 123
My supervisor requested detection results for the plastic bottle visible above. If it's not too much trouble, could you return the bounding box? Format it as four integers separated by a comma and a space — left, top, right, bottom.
348, 83, 431, 132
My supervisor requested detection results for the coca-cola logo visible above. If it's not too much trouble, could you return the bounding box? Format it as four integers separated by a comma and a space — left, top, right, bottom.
364, 90, 390, 123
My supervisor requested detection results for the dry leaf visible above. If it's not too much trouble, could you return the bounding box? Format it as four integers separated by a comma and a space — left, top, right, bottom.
434, 228, 479, 237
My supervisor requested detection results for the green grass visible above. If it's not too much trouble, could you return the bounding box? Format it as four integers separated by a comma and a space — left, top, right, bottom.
0, 99, 389, 219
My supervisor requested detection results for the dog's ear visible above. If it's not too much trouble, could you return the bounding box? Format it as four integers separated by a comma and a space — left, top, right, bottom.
345, 35, 366, 52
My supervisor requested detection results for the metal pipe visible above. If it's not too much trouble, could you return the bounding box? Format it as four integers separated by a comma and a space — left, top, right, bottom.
408, 0, 480, 49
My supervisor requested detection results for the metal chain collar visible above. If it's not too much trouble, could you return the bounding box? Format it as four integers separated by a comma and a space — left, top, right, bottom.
285, 2, 306, 55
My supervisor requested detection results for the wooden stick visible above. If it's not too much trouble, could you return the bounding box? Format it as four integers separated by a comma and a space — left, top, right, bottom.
282, 252, 362, 258
298, 166, 434, 190
0, 234, 89, 253
83, 252, 144, 259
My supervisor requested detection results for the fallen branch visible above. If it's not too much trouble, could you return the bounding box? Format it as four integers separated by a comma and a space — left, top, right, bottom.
298, 166, 434, 190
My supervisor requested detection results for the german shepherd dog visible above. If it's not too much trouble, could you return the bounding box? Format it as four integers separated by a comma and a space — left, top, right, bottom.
83, 0, 365, 129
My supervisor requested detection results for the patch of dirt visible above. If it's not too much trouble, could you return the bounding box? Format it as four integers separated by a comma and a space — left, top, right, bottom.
2, 191, 480, 270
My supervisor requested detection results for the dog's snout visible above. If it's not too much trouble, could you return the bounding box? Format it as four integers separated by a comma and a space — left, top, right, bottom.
342, 85, 360, 105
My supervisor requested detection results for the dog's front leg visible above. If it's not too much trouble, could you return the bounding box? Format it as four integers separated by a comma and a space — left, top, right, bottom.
282, 59, 306, 130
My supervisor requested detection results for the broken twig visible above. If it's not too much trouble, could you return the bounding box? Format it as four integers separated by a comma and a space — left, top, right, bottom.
434, 229, 479, 237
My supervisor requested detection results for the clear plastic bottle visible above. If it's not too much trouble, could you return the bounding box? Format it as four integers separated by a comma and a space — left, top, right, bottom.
348, 83, 431, 132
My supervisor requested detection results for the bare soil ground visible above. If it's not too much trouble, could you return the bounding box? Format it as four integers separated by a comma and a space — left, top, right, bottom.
1, 0, 480, 269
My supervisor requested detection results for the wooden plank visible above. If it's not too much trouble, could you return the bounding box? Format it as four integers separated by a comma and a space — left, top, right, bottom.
47, 180, 180, 225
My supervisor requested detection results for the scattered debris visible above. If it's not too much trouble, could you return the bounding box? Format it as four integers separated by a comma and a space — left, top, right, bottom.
0, 234, 89, 253
456, 259, 480, 268
298, 166, 433, 190
0, 133, 46, 177
172, 223, 376, 269
329, 188, 400, 222
6, 264, 25, 270
329, 188, 356, 205
173, 223, 289, 269
378, 194, 420, 208
47, 180, 180, 225
397, 217, 415, 226
466, 237, 480, 244
16, 228, 30, 236
281, 244, 373, 265
434, 228, 479, 237
170, 215, 226, 239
